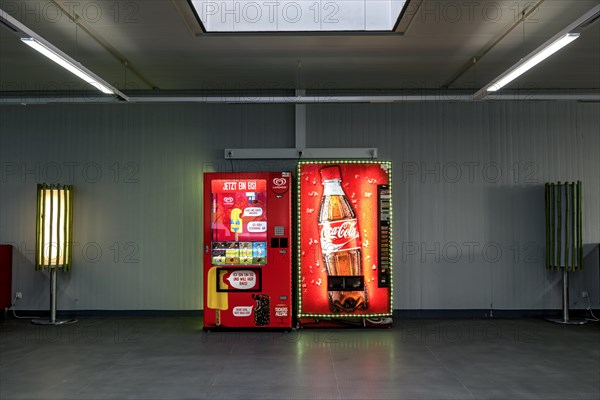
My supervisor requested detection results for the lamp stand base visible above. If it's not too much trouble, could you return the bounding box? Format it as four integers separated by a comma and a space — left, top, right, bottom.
32, 268, 77, 326
31, 318, 78, 326
545, 317, 587, 325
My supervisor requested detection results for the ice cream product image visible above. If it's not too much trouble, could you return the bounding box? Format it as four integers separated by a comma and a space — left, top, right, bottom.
253, 294, 270, 326
230, 208, 243, 241
207, 266, 229, 326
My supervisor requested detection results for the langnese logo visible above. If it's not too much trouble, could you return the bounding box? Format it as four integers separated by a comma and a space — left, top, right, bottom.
273, 178, 286, 187
224, 196, 234, 205
271, 176, 289, 194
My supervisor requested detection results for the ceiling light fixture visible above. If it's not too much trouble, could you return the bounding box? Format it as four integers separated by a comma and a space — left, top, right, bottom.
474, 4, 599, 100
486, 33, 580, 93
0, 8, 128, 100
20, 38, 114, 94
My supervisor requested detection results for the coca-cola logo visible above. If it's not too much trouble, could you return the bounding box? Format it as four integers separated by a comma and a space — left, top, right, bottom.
224, 196, 234, 205
321, 220, 358, 241
319, 219, 360, 255
273, 178, 286, 187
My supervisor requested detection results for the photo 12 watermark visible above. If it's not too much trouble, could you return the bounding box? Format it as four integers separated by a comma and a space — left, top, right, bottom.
399, 320, 540, 344
1, 1, 140, 25
0, 161, 140, 184
8, 320, 140, 345
415, 1, 541, 24
8, 241, 141, 265
400, 162, 541, 184
401, 241, 542, 264
194, 1, 543, 30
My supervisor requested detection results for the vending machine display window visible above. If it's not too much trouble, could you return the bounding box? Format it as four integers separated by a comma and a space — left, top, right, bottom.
210, 179, 268, 266
215, 268, 263, 292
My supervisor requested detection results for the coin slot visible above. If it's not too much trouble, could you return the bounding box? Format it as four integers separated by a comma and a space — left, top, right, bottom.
328, 276, 345, 291
327, 276, 365, 291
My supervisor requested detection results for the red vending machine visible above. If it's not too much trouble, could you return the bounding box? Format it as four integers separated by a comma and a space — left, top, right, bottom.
297, 161, 393, 326
203, 172, 292, 330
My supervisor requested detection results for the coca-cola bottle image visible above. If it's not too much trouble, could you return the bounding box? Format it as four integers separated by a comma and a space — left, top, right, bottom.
318, 166, 367, 313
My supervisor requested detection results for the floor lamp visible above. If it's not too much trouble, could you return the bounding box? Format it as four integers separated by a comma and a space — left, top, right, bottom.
545, 181, 586, 325
32, 183, 77, 325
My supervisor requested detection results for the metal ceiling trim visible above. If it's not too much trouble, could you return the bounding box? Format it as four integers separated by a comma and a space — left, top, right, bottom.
128, 95, 474, 103
47, 0, 158, 90
1, 93, 598, 105
442, 0, 546, 89
224, 148, 378, 160
394, 0, 423, 34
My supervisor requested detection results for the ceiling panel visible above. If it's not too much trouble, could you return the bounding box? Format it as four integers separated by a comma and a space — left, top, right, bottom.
0, 0, 598, 97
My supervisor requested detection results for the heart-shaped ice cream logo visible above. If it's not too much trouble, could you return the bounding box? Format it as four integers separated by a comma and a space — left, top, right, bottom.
273, 178, 286, 187
224, 196, 234, 204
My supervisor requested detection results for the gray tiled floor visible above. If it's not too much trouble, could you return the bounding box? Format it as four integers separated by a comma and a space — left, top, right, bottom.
0, 317, 598, 399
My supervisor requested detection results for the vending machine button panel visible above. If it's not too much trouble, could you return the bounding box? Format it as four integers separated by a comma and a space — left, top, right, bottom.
378, 185, 391, 288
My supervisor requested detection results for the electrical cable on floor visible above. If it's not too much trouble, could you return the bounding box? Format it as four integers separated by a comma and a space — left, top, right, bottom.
585, 296, 599, 322
11, 295, 39, 319
366, 317, 393, 325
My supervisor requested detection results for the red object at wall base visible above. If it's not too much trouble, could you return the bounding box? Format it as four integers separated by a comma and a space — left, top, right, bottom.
0, 245, 13, 310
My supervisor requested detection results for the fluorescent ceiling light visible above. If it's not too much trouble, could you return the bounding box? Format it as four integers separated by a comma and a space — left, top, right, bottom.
486, 33, 580, 92
1, 7, 127, 100
474, 4, 599, 100
20, 38, 114, 94
190, 0, 407, 32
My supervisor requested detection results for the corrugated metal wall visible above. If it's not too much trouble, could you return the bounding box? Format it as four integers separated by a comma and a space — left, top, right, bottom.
0, 101, 598, 311
308, 102, 600, 311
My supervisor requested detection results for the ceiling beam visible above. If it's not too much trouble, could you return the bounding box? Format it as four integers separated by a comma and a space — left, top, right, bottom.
394, 0, 423, 34
172, 0, 204, 36
224, 148, 378, 160
48, 0, 158, 90
442, 0, 546, 89
2, 92, 599, 105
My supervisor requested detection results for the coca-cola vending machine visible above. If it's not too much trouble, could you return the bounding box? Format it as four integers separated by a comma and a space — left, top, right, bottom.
203, 172, 292, 330
297, 161, 393, 326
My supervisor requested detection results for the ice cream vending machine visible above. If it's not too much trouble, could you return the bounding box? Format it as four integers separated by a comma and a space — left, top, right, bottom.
297, 161, 393, 326
203, 172, 292, 330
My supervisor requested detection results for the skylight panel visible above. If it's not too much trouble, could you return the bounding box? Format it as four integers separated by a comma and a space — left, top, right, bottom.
189, 0, 408, 32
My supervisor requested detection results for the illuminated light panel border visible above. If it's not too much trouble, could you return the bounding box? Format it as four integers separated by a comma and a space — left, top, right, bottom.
296, 160, 393, 319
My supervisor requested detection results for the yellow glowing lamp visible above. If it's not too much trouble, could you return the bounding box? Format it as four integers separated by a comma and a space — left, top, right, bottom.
33, 183, 76, 326
35, 183, 73, 270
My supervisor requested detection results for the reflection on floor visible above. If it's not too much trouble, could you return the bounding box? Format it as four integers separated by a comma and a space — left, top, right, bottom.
1, 317, 598, 399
